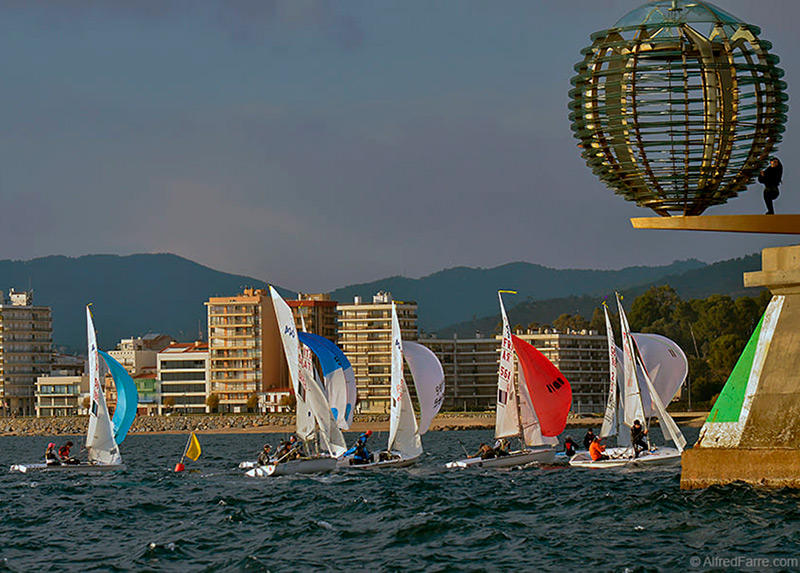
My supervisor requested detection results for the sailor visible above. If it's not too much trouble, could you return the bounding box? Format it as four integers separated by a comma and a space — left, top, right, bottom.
286, 435, 303, 460
45, 443, 61, 466
257, 444, 272, 466
471, 443, 496, 460
589, 436, 609, 462
564, 437, 578, 457
631, 420, 649, 458
351, 440, 372, 465
583, 429, 596, 450
493, 438, 510, 457
344, 430, 373, 458
58, 440, 79, 464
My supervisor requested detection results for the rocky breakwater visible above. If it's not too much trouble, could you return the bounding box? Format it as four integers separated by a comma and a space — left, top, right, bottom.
0, 414, 298, 436
0, 412, 498, 436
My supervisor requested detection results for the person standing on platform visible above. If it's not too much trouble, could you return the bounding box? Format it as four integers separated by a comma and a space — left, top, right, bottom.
759, 157, 783, 214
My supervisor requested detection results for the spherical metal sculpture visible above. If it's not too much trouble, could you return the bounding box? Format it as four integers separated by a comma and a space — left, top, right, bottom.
569, 0, 788, 216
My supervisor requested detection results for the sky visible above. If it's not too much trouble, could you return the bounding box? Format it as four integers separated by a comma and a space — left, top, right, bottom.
1, 0, 798, 292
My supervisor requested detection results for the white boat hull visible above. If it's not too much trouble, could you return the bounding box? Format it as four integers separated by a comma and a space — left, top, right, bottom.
245, 456, 337, 477
445, 447, 556, 469
569, 447, 682, 468
344, 452, 420, 470
9, 462, 126, 473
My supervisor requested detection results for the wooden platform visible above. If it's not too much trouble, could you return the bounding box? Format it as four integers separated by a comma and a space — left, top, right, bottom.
631, 214, 800, 235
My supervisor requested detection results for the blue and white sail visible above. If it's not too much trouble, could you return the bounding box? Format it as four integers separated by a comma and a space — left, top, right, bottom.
85, 306, 122, 466
271, 287, 346, 457
298, 332, 355, 430
98, 350, 139, 444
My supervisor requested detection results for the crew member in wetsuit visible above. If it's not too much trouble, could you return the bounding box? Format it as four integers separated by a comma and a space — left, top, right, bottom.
351, 440, 372, 465
631, 419, 649, 459
257, 444, 272, 466
471, 443, 496, 460
45, 443, 61, 466
564, 437, 578, 457
583, 429, 596, 450
589, 436, 609, 461
58, 440, 79, 464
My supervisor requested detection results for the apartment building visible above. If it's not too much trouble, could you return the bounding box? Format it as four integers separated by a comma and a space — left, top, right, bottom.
289, 293, 338, 342
337, 292, 417, 414
0, 290, 53, 416
35, 373, 89, 417
420, 328, 610, 414
206, 289, 281, 413
158, 342, 210, 414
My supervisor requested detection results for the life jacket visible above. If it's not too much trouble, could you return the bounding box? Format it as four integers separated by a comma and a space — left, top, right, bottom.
59, 446, 71, 458
589, 441, 606, 461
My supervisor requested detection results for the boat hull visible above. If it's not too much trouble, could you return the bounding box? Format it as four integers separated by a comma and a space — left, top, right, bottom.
9, 462, 126, 473
569, 447, 682, 468
345, 452, 421, 469
245, 456, 337, 477
445, 447, 556, 469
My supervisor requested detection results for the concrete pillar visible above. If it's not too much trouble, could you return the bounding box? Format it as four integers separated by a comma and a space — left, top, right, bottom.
681, 244, 800, 489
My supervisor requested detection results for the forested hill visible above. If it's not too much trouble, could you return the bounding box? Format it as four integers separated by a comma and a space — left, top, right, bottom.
0, 254, 291, 353
435, 254, 763, 338
0, 253, 759, 353
331, 259, 705, 331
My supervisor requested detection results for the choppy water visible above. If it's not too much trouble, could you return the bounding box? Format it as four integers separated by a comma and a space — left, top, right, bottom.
1, 427, 799, 572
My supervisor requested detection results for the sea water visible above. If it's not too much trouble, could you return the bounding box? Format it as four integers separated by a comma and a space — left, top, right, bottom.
1, 427, 799, 572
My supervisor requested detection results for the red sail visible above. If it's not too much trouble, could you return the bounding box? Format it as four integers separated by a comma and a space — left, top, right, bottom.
511, 335, 572, 436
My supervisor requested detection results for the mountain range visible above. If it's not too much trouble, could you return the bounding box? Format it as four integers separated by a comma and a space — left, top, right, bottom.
0, 253, 763, 353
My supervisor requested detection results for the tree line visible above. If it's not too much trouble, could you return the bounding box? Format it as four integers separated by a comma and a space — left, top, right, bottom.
517, 285, 771, 408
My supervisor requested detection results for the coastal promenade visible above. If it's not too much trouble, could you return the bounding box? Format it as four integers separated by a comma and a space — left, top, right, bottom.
0, 411, 708, 436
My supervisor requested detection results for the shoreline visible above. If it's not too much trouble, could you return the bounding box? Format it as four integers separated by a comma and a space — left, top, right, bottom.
0, 411, 709, 437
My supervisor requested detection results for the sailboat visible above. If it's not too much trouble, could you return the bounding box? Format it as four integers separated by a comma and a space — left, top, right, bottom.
570, 294, 687, 468
343, 302, 445, 469
10, 306, 138, 473
446, 291, 572, 469
245, 287, 347, 477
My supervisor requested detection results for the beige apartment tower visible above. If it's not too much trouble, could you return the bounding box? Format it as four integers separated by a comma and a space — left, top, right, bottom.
337, 292, 417, 414
206, 289, 337, 412
0, 290, 53, 416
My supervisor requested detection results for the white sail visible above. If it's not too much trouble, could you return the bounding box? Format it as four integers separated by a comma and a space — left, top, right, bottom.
403, 341, 445, 435
637, 353, 687, 452
386, 303, 422, 458
495, 292, 520, 439
300, 348, 347, 457
617, 293, 646, 428
634, 333, 688, 416
270, 287, 315, 441
85, 307, 122, 465
518, 368, 558, 446
600, 304, 619, 438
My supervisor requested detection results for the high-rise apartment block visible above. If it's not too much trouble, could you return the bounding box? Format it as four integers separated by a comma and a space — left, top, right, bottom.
337, 292, 417, 414
206, 289, 280, 413
205, 289, 339, 412
0, 290, 53, 416
158, 342, 210, 414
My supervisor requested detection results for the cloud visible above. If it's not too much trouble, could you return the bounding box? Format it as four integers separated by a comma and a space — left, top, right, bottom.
0, 0, 364, 51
